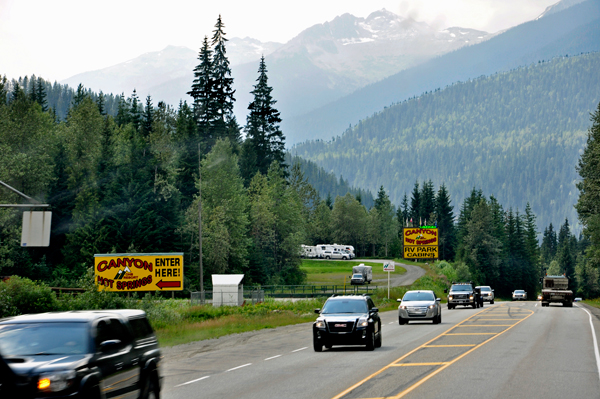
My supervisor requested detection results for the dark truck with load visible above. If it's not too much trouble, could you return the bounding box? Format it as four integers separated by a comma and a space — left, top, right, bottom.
540, 275, 573, 307
446, 281, 482, 309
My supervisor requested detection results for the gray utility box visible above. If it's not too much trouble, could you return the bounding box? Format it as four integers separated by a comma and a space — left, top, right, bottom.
212, 274, 244, 307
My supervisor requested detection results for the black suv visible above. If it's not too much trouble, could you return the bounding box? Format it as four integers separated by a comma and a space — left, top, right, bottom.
313, 295, 381, 351
0, 310, 161, 399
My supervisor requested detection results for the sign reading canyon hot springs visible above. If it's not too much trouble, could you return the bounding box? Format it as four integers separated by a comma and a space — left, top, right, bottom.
94, 253, 184, 292
402, 227, 439, 259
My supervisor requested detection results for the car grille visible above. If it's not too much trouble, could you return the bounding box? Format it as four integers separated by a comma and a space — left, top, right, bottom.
453, 294, 468, 299
328, 321, 355, 333
407, 306, 429, 316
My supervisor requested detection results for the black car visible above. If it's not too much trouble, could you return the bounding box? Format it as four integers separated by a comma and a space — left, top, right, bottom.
313, 295, 381, 351
0, 310, 161, 399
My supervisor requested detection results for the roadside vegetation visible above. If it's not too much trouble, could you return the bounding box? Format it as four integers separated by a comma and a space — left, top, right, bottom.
301, 259, 406, 285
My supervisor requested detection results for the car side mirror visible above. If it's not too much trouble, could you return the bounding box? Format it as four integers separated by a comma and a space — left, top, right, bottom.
396, 299, 402, 302
436, 298, 441, 302
314, 308, 321, 314
443, 289, 448, 294
371, 308, 379, 313
99, 339, 121, 353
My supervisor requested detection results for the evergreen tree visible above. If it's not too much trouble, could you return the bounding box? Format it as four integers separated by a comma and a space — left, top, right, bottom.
576, 100, 600, 268
115, 93, 130, 126
96, 91, 106, 116
35, 78, 48, 112
71, 83, 86, 109
210, 15, 236, 139
420, 180, 435, 224
142, 95, 154, 138
188, 36, 216, 153
435, 183, 456, 261
0, 75, 8, 106
409, 181, 420, 226
130, 90, 141, 132
242, 56, 285, 179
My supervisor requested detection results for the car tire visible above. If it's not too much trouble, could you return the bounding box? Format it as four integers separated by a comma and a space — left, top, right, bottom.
325, 344, 332, 349
325, 256, 330, 260
313, 338, 323, 352
472, 302, 477, 309
490, 300, 494, 304
447, 304, 453, 310
366, 330, 375, 351
342, 256, 347, 260
398, 316, 407, 325
432, 314, 439, 324
375, 328, 382, 348
438, 313, 442, 324
141, 370, 160, 399
82, 381, 102, 399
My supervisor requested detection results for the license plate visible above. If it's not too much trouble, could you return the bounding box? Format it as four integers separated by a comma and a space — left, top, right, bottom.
334, 324, 346, 327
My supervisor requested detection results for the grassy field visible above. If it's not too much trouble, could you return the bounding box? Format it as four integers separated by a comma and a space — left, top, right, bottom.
154, 259, 444, 347
301, 259, 406, 285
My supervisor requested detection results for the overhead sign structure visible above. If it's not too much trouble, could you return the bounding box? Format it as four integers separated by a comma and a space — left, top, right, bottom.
94, 253, 184, 292
403, 227, 439, 259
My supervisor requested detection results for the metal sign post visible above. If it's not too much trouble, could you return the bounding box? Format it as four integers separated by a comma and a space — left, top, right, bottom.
383, 262, 395, 299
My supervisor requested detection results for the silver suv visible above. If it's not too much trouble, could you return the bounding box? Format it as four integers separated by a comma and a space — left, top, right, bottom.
476, 286, 495, 304
397, 290, 442, 324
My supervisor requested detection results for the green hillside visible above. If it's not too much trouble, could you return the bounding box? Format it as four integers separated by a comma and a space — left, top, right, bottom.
293, 52, 600, 231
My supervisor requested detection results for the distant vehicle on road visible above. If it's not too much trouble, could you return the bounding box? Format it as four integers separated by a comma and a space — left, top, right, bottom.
313, 295, 381, 351
476, 285, 495, 304
446, 282, 480, 309
397, 290, 442, 324
574, 297, 582, 302
0, 310, 162, 399
512, 290, 527, 300
322, 250, 348, 260
540, 275, 573, 307
351, 264, 372, 284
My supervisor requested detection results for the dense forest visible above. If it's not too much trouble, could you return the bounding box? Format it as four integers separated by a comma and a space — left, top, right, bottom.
293, 51, 600, 232
1, 16, 599, 300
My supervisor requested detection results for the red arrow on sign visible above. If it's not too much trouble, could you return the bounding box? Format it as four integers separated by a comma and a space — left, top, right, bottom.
156, 280, 181, 289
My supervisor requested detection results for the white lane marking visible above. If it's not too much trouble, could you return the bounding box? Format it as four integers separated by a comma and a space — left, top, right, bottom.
535, 303, 538, 307
292, 347, 307, 353
389, 322, 394, 324
579, 306, 600, 381
265, 355, 282, 361
226, 363, 252, 372
176, 376, 210, 387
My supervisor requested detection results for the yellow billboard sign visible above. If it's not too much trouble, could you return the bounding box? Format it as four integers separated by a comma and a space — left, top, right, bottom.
94, 253, 184, 292
403, 245, 439, 259
403, 227, 438, 246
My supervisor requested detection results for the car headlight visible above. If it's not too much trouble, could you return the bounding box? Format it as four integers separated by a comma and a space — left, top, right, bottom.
38, 370, 77, 392
315, 319, 326, 328
469, 295, 474, 300
428, 304, 436, 309
448, 295, 453, 300
399, 305, 407, 310
358, 318, 369, 327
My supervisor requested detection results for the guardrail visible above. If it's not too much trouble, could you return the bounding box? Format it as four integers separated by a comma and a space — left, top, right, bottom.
259, 284, 379, 298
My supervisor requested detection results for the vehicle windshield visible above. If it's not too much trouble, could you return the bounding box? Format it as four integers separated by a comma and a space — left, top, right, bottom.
0, 322, 89, 356
402, 292, 435, 302
451, 285, 472, 291
480, 287, 491, 292
352, 274, 363, 278
322, 300, 368, 314
514, 290, 525, 294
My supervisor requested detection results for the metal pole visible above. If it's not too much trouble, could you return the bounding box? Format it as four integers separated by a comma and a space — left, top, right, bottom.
388, 270, 390, 299
198, 144, 204, 300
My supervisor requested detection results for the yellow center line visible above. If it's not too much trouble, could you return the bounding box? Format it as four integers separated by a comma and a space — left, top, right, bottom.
423, 345, 476, 348
455, 324, 515, 327
330, 307, 493, 399
390, 309, 534, 399
391, 363, 449, 367
443, 333, 497, 335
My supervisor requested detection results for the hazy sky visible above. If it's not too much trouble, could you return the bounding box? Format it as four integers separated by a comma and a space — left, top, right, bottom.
0, 0, 559, 82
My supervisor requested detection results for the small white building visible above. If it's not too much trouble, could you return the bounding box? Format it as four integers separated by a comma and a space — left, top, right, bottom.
212, 274, 244, 307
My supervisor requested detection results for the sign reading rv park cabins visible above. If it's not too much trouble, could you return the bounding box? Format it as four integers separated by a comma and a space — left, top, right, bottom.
402, 227, 439, 259
94, 253, 183, 292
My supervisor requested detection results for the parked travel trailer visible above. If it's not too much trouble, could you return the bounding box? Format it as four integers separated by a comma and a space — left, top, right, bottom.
301, 245, 318, 258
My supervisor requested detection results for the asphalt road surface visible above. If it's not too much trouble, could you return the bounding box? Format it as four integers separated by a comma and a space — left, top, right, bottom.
161, 301, 600, 399
356, 259, 426, 287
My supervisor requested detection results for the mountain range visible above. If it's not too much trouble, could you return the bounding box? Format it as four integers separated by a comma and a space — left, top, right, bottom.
284, 0, 600, 144
61, 9, 492, 128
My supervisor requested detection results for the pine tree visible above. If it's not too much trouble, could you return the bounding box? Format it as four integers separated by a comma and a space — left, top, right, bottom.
130, 90, 141, 132
409, 181, 420, 226
420, 180, 435, 224
435, 183, 456, 261
188, 36, 214, 153
142, 95, 154, 138
576, 100, 600, 268
72, 83, 86, 109
242, 56, 285, 179
210, 15, 236, 139
35, 78, 48, 112
115, 93, 130, 126
96, 91, 106, 115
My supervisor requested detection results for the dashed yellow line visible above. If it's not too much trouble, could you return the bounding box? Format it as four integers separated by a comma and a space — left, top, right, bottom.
391, 363, 449, 367
455, 324, 515, 327
423, 345, 476, 348
331, 306, 534, 399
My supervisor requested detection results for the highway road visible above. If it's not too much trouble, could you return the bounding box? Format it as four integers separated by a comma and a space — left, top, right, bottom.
161, 302, 600, 399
